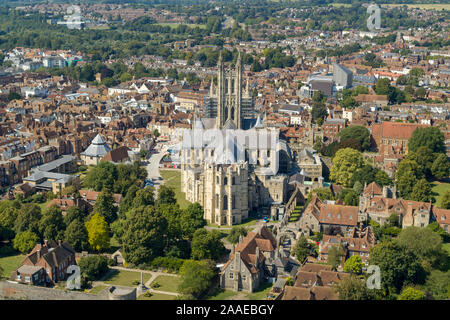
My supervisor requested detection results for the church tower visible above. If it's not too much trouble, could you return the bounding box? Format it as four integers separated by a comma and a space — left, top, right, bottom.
216, 52, 243, 129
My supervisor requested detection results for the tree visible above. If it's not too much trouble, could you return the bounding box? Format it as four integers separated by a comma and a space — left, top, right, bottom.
179, 203, 206, 240
395, 159, 423, 199
85, 213, 110, 252
78, 255, 109, 281
118, 184, 139, 218
427, 222, 450, 242
375, 170, 393, 186
408, 127, 446, 154
291, 236, 312, 262
410, 178, 432, 202
424, 270, 450, 300
343, 190, 359, 206
333, 275, 380, 300
344, 255, 364, 274
327, 244, 345, 270
83, 161, 118, 192
39, 204, 65, 241
121, 206, 167, 265
330, 148, 364, 187
178, 259, 217, 299
14, 203, 42, 235
397, 287, 426, 300
93, 189, 118, 224
191, 229, 226, 261
65, 219, 89, 252
369, 240, 426, 294
64, 206, 86, 227
13, 231, 39, 253
441, 190, 450, 209
405, 146, 435, 178
398, 226, 446, 271
157, 185, 176, 206
227, 226, 248, 245
353, 181, 363, 195
132, 187, 155, 208
338, 126, 371, 151
431, 153, 450, 180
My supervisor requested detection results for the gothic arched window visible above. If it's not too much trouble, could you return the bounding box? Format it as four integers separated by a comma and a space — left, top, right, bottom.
223, 195, 228, 210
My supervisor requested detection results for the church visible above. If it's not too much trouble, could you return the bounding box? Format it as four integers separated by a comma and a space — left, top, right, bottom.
181, 53, 293, 226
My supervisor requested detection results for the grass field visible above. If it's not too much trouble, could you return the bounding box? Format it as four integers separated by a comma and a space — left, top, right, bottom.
103, 269, 152, 287
385, 4, 450, 11
150, 275, 182, 293
89, 285, 108, 294
0, 253, 25, 279
138, 292, 177, 300
208, 282, 273, 300
431, 182, 450, 208
160, 169, 191, 209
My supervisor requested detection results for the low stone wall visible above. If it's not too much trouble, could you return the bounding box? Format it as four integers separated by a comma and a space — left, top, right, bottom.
0, 281, 106, 300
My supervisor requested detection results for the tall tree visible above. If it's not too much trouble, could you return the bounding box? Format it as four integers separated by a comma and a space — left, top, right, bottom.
330, 148, 364, 187
39, 204, 65, 241
410, 178, 432, 202
65, 219, 89, 252
337, 125, 371, 151
85, 213, 110, 252
178, 259, 217, 299
157, 185, 176, 206
408, 127, 445, 154
291, 235, 312, 262
431, 153, 450, 180
191, 229, 226, 261
93, 189, 118, 224
121, 206, 167, 265
14, 203, 42, 235
369, 240, 426, 295
327, 244, 345, 270
13, 231, 39, 254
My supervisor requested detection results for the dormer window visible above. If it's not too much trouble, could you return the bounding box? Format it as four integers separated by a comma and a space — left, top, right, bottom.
349, 215, 352, 220
442, 216, 446, 221
337, 214, 341, 219
327, 213, 331, 218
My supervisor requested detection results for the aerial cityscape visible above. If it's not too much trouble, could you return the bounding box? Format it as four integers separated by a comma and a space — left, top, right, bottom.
0, 0, 449, 308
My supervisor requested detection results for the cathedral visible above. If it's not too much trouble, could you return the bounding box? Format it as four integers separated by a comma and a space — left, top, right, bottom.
181, 53, 293, 226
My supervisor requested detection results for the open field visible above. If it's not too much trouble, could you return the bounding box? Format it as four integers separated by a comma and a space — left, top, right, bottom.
0, 253, 25, 278
150, 275, 181, 293
431, 182, 450, 208
89, 285, 108, 294
160, 170, 191, 209
103, 269, 152, 287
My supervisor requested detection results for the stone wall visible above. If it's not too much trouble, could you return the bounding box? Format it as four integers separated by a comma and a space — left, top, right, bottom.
0, 281, 106, 300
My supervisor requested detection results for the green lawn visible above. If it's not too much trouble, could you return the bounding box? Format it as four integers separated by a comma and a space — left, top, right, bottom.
138, 292, 177, 300
89, 285, 107, 294
150, 275, 182, 293
208, 282, 273, 300
246, 282, 273, 300
103, 269, 152, 287
207, 217, 258, 229
208, 289, 240, 300
431, 182, 450, 208
0, 253, 25, 279
160, 170, 191, 209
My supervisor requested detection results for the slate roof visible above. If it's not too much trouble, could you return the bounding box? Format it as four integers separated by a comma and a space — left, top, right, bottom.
81, 134, 111, 157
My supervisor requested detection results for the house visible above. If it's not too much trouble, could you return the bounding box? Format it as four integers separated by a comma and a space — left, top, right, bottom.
319, 226, 376, 265
281, 263, 348, 300
13, 183, 35, 198
102, 146, 130, 164
220, 225, 278, 293
432, 207, 450, 234
47, 197, 92, 215
78, 189, 123, 206
11, 240, 76, 286
80, 134, 111, 165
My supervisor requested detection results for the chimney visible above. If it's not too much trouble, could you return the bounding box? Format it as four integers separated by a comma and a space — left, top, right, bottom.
36, 249, 41, 260
58, 240, 62, 246
44, 240, 48, 247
